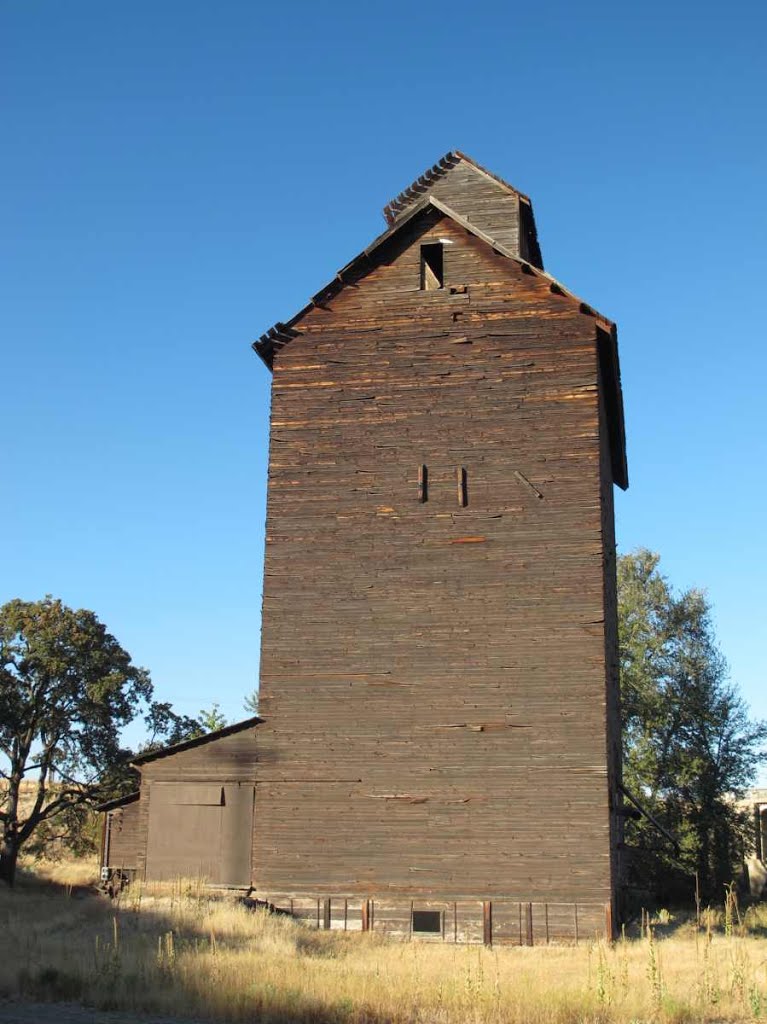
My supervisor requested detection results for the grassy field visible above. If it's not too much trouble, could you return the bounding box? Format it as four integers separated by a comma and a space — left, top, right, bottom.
1, 860, 767, 1023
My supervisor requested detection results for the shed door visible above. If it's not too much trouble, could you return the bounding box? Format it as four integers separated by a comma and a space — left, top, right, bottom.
220, 783, 255, 886
145, 783, 254, 885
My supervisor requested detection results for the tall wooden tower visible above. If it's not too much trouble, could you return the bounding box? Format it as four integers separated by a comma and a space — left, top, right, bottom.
252, 152, 628, 941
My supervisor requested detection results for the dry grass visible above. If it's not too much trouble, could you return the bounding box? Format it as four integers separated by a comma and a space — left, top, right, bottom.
2, 864, 767, 1023
17, 854, 101, 889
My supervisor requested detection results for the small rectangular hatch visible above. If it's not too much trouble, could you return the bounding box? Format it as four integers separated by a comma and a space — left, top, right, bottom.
412, 909, 442, 933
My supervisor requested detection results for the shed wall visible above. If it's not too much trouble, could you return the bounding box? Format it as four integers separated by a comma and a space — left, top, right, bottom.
104, 799, 141, 871
134, 727, 259, 882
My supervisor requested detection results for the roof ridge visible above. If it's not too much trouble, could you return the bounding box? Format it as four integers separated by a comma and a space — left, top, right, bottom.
382, 151, 531, 224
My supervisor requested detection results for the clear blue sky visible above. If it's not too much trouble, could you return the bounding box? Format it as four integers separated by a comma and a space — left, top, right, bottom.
2, 1, 765, 754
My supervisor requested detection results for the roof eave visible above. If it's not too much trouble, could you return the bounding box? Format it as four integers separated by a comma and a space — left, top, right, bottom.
382, 150, 532, 224
95, 790, 141, 812
253, 195, 615, 367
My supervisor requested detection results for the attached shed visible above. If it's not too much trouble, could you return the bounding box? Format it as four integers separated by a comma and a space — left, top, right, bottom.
98, 791, 141, 881
99, 717, 262, 888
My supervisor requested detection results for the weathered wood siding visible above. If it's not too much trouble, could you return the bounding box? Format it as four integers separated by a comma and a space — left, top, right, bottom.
386, 159, 541, 267
254, 212, 620, 909
133, 727, 259, 881
260, 894, 609, 945
598, 347, 623, 924
104, 799, 141, 871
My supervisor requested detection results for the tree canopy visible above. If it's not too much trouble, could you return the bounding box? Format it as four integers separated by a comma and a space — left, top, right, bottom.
619, 551, 767, 903
197, 703, 228, 733
0, 596, 198, 884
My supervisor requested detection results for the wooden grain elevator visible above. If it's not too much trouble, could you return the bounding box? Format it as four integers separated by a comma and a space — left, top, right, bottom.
249, 151, 629, 942
250, 151, 626, 942
98, 152, 628, 943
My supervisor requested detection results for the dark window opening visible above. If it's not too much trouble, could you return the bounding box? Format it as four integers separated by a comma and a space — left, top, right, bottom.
412, 910, 442, 934
420, 244, 444, 290
518, 197, 542, 269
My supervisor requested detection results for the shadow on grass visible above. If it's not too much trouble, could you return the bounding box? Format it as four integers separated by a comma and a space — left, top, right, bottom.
622, 901, 767, 941
0, 871, 391, 1023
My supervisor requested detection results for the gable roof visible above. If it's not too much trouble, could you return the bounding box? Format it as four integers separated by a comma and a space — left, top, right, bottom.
382, 150, 531, 223
253, 194, 627, 489
131, 716, 263, 766
381, 150, 542, 269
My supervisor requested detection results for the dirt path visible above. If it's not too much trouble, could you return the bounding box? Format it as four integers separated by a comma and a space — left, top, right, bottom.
0, 1002, 211, 1024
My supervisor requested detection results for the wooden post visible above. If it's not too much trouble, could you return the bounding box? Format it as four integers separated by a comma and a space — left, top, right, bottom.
361, 899, 369, 932
574, 903, 579, 945
483, 900, 493, 947
100, 813, 109, 873
525, 902, 534, 946
605, 900, 613, 942
323, 897, 331, 930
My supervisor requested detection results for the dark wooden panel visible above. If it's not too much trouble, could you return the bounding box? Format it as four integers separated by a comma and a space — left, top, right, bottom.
253, 211, 621, 911
146, 790, 222, 882
104, 800, 141, 871
220, 783, 254, 886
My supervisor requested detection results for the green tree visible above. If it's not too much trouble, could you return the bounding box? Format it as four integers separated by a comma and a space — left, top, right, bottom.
243, 689, 259, 716
198, 703, 228, 733
0, 597, 197, 884
619, 551, 767, 902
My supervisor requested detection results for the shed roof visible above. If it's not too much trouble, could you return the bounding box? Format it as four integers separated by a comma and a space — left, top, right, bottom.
131, 716, 263, 766
95, 790, 140, 812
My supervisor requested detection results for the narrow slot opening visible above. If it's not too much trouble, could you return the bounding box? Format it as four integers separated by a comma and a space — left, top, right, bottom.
412, 910, 442, 934
457, 466, 468, 508
418, 464, 428, 503
420, 244, 444, 290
